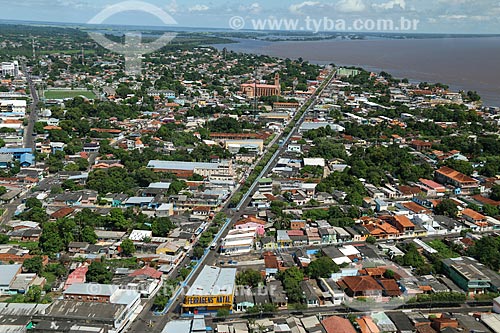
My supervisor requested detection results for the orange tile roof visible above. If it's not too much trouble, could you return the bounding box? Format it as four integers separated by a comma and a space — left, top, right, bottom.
235, 216, 266, 226
472, 195, 500, 207
436, 166, 477, 184
461, 208, 486, 221
394, 215, 415, 228
322, 316, 357, 333
43, 125, 62, 130
341, 276, 383, 293
379, 279, 402, 296
402, 201, 432, 214
51, 207, 75, 219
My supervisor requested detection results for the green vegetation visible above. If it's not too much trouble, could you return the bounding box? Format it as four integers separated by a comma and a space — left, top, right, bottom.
236, 269, 263, 288
86, 261, 113, 284
467, 236, 500, 271
120, 239, 136, 256
23, 256, 44, 275
427, 240, 460, 259
277, 267, 304, 304
44, 89, 96, 100
394, 243, 432, 275
410, 292, 466, 304
306, 256, 340, 279
434, 199, 459, 218
247, 303, 277, 314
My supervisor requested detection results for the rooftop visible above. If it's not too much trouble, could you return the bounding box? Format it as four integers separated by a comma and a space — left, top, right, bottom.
186, 266, 236, 297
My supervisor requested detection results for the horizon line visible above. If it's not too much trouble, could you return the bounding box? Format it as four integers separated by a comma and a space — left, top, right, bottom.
1, 18, 500, 37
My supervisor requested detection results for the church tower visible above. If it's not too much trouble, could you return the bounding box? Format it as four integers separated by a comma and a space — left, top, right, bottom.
274, 73, 280, 87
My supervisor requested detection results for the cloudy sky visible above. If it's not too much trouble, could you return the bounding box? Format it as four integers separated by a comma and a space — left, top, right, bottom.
0, 0, 498, 33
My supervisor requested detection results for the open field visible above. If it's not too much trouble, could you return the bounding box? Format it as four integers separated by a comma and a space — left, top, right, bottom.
44, 89, 96, 100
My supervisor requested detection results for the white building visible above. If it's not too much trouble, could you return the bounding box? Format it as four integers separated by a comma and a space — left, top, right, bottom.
1, 61, 19, 77
0, 100, 27, 119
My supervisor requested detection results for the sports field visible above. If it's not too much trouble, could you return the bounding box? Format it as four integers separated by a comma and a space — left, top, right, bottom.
44, 90, 96, 100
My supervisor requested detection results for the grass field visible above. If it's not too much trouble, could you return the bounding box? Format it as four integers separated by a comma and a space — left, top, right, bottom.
44, 90, 96, 100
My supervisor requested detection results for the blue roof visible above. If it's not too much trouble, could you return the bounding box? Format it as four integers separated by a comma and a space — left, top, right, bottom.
0, 148, 32, 154
20, 153, 34, 165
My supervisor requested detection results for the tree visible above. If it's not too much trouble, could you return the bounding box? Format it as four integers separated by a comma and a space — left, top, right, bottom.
278, 267, 304, 304
395, 243, 425, 269
467, 236, 500, 271
483, 204, 499, 217
192, 246, 205, 260
306, 256, 339, 279
434, 199, 459, 218
236, 269, 263, 288
217, 309, 230, 317
39, 222, 64, 253
0, 234, 9, 244
81, 226, 97, 244
167, 179, 187, 195
491, 185, 500, 201
25, 285, 42, 303
25, 197, 43, 209
366, 235, 377, 244
154, 293, 169, 309
384, 269, 395, 279
444, 159, 473, 176
121, 239, 135, 256
86, 261, 113, 284
151, 217, 174, 237
23, 256, 44, 275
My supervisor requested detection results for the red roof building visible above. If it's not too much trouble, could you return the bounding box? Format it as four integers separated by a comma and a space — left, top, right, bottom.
322, 316, 357, 333
129, 266, 163, 280
338, 276, 383, 297
64, 265, 88, 290
435, 166, 479, 191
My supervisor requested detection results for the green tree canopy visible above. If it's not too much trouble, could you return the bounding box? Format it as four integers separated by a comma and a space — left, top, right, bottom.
306, 256, 340, 279
86, 261, 113, 284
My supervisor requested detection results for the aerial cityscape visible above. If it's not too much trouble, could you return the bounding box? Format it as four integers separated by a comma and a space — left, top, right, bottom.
0, 1, 500, 333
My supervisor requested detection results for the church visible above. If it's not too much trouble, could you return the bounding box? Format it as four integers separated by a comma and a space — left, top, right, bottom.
241, 73, 281, 98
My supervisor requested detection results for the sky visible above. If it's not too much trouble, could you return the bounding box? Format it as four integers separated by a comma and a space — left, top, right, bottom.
0, 0, 498, 34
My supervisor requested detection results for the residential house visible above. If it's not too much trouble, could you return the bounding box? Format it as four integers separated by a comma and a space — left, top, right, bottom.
234, 216, 266, 236
322, 316, 357, 333
338, 275, 384, 298
300, 280, 320, 308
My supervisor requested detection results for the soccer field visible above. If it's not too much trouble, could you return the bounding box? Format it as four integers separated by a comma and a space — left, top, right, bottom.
44, 90, 96, 100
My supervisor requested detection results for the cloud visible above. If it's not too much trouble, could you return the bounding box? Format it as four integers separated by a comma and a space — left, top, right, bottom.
239, 2, 262, 14
165, 0, 178, 14
336, 0, 366, 12
439, 14, 468, 20
373, 0, 406, 10
188, 4, 209, 12
289, 1, 321, 15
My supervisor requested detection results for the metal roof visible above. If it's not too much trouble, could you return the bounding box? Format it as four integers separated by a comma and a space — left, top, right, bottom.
186, 266, 236, 297
0, 264, 21, 287
64, 283, 118, 297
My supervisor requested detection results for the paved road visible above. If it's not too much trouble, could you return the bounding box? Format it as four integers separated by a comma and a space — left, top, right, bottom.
126, 69, 337, 332
22, 62, 39, 150
218, 304, 492, 324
